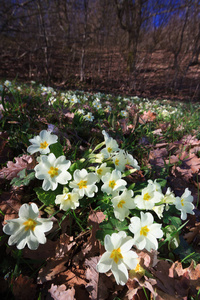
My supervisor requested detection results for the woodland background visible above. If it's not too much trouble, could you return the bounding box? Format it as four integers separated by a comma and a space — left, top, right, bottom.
0, 0, 200, 100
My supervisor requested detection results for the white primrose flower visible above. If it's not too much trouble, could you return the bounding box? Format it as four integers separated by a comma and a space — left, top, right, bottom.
147, 179, 162, 193
100, 137, 119, 159
69, 169, 98, 198
121, 110, 128, 117
93, 99, 102, 109
34, 153, 71, 191
102, 130, 110, 141
96, 231, 138, 285
84, 112, 94, 122
174, 188, 195, 220
152, 204, 165, 219
163, 187, 176, 209
55, 191, 80, 211
111, 189, 136, 221
134, 183, 163, 210
101, 169, 127, 195
41, 86, 47, 93
27, 130, 58, 155
77, 108, 85, 115
4, 80, 11, 87
3, 203, 53, 250
69, 95, 79, 104
95, 163, 111, 182
125, 152, 140, 170
112, 150, 127, 172
129, 212, 163, 252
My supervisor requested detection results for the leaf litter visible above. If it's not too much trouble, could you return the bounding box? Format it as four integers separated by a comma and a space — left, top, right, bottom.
1, 109, 200, 299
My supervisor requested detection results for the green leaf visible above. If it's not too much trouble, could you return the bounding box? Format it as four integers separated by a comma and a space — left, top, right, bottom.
96, 217, 128, 243
11, 169, 35, 187
34, 186, 62, 205
163, 225, 180, 250
173, 235, 200, 264
49, 142, 64, 158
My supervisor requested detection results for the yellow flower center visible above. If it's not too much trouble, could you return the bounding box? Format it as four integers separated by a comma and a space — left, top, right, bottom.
135, 263, 140, 272
115, 159, 119, 166
109, 180, 116, 189
23, 218, 37, 231
181, 199, 184, 206
110, 248, 123, 264
78, 180, 87, 189
64, 194, 71, 201
117, 200, 125, 208
48, 166, 59, 178
140, 225, 150, 236
97, 168, 102, 175
143, 193, 151, 201
107, 147, 112, 153
40, 141, 49, 149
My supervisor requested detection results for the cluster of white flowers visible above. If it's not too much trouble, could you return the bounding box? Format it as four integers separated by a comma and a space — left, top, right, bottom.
93, 98, 102, 110
2, 128, 195, 287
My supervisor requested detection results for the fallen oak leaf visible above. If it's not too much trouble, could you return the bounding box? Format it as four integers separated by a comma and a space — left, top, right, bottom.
37, 234, 76, 284
48, 284, 76, 300
12, 274, 37, 300
82, 210, 105, 256
0, 154, 34, 180
85, 256, 111, 300
139, 110, 157, 124
184, 222, 200, 244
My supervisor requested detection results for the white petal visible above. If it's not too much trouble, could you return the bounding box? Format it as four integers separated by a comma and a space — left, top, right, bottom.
96, 252, 112, 273
120, 237, 134, 252
122, 251, 138, 269
19, 203, 39, 219
111, 262, 128, 285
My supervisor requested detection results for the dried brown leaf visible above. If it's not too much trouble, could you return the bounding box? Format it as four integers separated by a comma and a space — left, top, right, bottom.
48, 284, 76, 300
184, 222, 200, 244
12, 275, 37, 300
82, 210, 105, 256
0, 154, 34, 180
139, 110, 157, 124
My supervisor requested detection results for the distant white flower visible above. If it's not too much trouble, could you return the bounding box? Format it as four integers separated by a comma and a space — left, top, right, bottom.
48, 96, 56, 105
69, 169, 98, 198
4, 80, 11, 87
55, 191, 80, 211
93, 99, 102, 109
125, 152, 140, 170
84, 112, 94, 122
69, 95, 79, 104
77, 108, 85, 115
96, 231, 138, 285
111, 189, 135, 221
105, 105, 112, 112
34, 153, 71, 191
17, 86, 22, 91
174, 188, 194, 220
3, 203, 53, 250
101, 137, 119, 159
41, 86, 47, 93
112, 150, 127, 171
101, 169, 127, 195
134, 183, 163, 210
27, 130, 58, 155
95, 163, 111, 182
129, 212, 163, 251
121, 110, 128, 117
